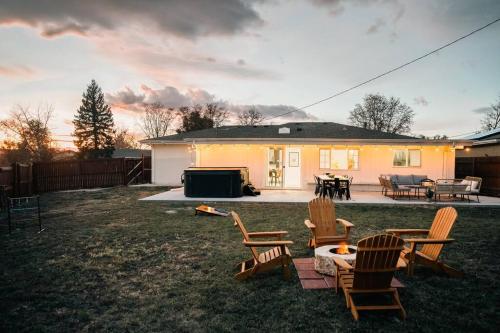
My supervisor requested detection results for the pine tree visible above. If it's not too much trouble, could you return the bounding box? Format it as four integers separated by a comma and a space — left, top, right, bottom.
73, 80, 115, 158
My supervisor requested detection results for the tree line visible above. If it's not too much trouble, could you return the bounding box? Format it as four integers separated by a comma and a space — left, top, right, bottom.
1, 79, 499, 164
0, 80, 266, 163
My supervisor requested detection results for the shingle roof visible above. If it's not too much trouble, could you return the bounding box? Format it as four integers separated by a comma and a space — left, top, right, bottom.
142, 122, 417, 143
463, 128, 500, 141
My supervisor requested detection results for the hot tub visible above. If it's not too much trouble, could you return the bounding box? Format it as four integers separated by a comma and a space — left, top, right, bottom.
183, 167, 249, 198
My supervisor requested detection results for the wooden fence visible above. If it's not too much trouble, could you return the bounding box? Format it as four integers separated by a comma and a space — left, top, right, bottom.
455, 156, 500, 197
0, 163, 33, 197
0, 157, 151, 196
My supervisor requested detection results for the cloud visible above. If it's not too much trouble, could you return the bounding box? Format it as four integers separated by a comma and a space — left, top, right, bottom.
106, 85, 216, 112
40, 21, 88, 38
105, 87, 146, 110
0, 1, 277, 83
413, 96, 429, 107
232, 104, 318, 122
95, 36, 280, 81
0, 0, 263, 39
472, 106, 491, 114
106, 85, 317, 123
0, 65, 36, 78
308, 0, 403, 16
366, 18, 386, 34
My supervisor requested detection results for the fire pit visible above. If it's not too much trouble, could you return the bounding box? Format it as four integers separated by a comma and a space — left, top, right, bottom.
314, 244, 357, 276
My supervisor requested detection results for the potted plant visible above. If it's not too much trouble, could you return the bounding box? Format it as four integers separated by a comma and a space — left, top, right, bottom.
425, 187, 434, 202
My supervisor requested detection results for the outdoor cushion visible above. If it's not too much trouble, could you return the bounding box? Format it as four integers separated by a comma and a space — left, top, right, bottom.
412, 175, 427, 184
459, 179, 472, 192
469, 180, 479, 193
397, 175, 414, 185
390, 175, 399, 184
459, 179, 479, 192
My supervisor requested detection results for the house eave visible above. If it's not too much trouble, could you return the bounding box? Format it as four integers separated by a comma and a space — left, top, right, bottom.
471, 139, 500, 147
143, 137, 471, 146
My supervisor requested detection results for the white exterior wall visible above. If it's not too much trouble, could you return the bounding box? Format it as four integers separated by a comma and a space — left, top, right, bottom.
151, 143, 456, 188
151, 144, 193, 185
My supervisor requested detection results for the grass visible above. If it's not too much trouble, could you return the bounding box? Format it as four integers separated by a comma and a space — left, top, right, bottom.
0, 187, 499, 332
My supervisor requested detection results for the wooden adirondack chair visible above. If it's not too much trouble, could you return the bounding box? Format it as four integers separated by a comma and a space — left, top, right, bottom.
231, 211, 293, 280
386, 206, 462, 277
333, 234, 406, 321
304, 198, 354, 248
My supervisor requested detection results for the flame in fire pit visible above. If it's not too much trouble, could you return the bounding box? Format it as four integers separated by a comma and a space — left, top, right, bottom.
336, 245, 350, 255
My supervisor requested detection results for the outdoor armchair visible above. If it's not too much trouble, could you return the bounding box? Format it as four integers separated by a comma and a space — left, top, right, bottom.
305, 197, 353, 248
386, 206, 462, 277
232, 211, 293, 280
333, 234, 407, 321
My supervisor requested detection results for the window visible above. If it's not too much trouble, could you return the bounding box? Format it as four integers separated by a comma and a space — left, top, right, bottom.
319, 149, 330, 169
348, 149, 359, 169
332, 149, 348, 169
393, 149, 421, 167
319, 148, 359, 170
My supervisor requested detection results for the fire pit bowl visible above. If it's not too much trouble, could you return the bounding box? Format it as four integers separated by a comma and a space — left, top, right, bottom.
314, 245, 357, 276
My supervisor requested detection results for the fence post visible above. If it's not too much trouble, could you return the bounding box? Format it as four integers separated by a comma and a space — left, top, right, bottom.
11, 163, 18, 197
33, 163, 38, 194
141, 155, 145, 183
123, 158, 127, 185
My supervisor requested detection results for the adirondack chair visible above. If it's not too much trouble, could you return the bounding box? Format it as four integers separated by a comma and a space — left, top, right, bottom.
333, 234, 406, 321
304, 198, 353, 248
231, 211, 293, 280
386, 206, 462, 277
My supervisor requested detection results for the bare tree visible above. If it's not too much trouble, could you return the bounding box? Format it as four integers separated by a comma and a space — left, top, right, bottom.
140, 102, 176, 138
348, 94, 415, 134
204, 103, 228, 127
481, 94, 500, 131
0, 104, 54, 163
238, 107, 264, 126
114, 127, 140, 149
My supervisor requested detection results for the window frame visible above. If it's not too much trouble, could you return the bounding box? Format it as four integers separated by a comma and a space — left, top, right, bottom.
319, 148, 360, 171
319, 148, 331, 169
392, 148, 421, 168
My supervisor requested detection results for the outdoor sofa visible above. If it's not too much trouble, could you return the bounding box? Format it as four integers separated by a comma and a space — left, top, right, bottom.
379, 174, 428, 200
434, 176, 482, 202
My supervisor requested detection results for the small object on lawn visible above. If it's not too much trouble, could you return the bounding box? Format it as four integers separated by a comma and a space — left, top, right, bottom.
195, 205, 229, 217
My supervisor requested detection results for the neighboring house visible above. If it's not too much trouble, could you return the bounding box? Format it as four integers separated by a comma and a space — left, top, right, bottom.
142, 122, 470, 188
457, 128, 500, 157
112, 149, 152, 158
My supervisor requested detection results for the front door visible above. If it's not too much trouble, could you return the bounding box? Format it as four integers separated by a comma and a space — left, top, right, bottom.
284, 147, 301, 188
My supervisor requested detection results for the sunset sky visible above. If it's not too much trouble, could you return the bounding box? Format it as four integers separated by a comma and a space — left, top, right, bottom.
0, 0, 499, 148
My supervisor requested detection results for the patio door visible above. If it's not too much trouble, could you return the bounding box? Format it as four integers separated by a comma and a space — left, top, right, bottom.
284, 147, 301, 188
267, 147, 283, 188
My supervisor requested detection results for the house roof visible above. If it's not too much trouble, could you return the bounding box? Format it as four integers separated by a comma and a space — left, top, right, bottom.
141, 122, 470, 145
463, 127, 500, 141
112, 148, 151, 158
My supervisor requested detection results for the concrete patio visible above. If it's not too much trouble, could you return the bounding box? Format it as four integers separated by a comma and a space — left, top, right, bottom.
141, 186, 500, 206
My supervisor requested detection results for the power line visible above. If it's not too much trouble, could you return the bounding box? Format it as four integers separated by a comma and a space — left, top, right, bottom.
263, 17, 500, 122
448, 131, 478, 138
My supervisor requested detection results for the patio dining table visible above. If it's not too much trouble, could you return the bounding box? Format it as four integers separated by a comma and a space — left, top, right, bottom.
318, 175, 351, 200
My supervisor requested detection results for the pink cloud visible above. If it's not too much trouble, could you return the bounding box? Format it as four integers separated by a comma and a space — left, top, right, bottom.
0, 65, 36, 78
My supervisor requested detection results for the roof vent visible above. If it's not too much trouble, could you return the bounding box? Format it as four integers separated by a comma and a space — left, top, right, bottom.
278, 127, 290, 134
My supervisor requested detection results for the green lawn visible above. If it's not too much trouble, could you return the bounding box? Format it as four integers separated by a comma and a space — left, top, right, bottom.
1, 187, 499, 332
